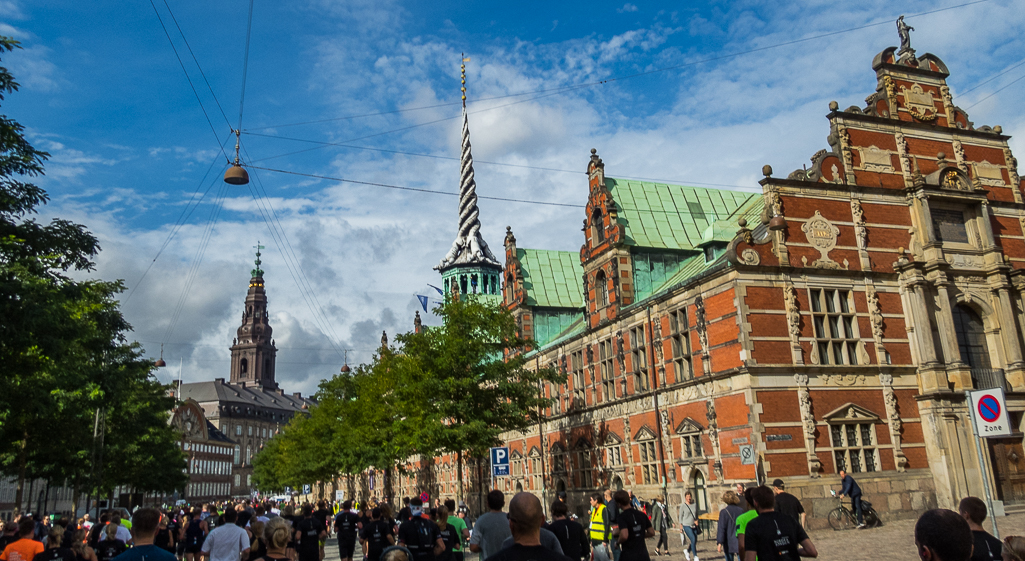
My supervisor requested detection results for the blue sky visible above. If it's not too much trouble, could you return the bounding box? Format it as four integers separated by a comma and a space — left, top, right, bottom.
3, 0, 1023, 395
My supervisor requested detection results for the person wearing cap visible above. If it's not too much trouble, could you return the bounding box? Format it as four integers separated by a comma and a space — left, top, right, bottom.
397, 499, 443, 561
771, 479, 805, 528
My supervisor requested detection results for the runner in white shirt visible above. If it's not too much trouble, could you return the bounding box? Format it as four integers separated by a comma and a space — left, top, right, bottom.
200, 510, 250, 561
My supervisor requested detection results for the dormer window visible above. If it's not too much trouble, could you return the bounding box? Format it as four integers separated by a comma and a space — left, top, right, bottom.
592, 209, 605, 244
596, 271, 609, 307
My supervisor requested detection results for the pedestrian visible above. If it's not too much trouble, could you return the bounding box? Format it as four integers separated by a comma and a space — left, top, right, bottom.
94, 525, 125, 561
613, 490, 653, 561
181, 509, 207, 561
485, 493, 571, 561
734, 488, 757, 561
294, 506, 325, 561
68, 531, 96, 561
201, 508, 251, 561
734, 484, 747, 511
361, 508, 395, 561
397, 499, 412, 524
435, 506, 456, 561
2, 518, 45, 561
33, 526, 73, 561
677, 492, 699, 561
469, 491, 512, 561
837, 469, 865, 528
741, 486, 817, 561
1003, 537, 1025, 561
251, 517, 291, 561
650, 497, 672, 556
959, 498, 1002, 561
716, 491, 744, 561
548, 502, 588, 561
603, 490, 620, 561
396, 498, 443, 561
107, 508, 177, 561
915, 509, 972, 561
334, 501, 361, 561
0, 521, 20, 553
587, 493, 612, 561
248, 521, 267, 561
442, 499, 468, 561
770, 479, 806, 528
154, 513, 176, 556
99, 515, 130, 546
499, 522, 564, 554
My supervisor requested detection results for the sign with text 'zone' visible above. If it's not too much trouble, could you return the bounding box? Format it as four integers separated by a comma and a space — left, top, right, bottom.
968, 388, 1012, 438
491, 446, 510, 476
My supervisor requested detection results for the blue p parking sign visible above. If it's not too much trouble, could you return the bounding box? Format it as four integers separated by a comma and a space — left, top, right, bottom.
490, 446, 510, 477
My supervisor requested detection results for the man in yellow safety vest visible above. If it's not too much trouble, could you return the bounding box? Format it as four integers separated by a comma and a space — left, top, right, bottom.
589, 493, 611, 561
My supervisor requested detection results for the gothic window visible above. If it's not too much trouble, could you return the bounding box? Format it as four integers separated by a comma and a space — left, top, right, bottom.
825, 404, 880, 474
635, 428, 659, 484
953, 305, 991, 368
570, 351, 585, 409
592, 209, 605, 244
551, 444, 567, 475
630, 326, 649, 392
676, 419, 705, 461
596, 271, 609, 307
670, 307, 693, 381
573, 441, 594, 489
599, 339, 615, 401
504, 274, 513, 303
240, 358, 248, 375
470, 274, 479, 294
601, 434, 623, 469
809, 289, 860, 365
529, 448, 542, 491
249, 426, 254, 436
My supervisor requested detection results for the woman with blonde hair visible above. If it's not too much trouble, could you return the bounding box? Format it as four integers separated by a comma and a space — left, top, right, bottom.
254, 517, 291, 561
249, 521, 268, 561
95, 524, 126, 561
1004, 536, 1025, 561
36, 526, 75, 561
69, 530, 97, 561
716, 491, 744, 561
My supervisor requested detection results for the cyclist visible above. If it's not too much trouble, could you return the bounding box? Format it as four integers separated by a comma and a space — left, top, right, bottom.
837, 470, 865, 529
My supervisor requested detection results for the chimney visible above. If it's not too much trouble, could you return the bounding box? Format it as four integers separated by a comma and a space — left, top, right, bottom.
215, 378, 225, 384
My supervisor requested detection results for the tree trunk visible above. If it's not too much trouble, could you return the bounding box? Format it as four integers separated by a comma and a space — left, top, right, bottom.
456, 450, 464, 506
14, 433, 27, 517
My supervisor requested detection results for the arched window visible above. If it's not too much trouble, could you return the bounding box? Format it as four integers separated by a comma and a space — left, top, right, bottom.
691, 470, 708, 513
592, 209, 605, 244
953, 304, 991, 368
240, 358, 248, 375
596, 271, 608, 307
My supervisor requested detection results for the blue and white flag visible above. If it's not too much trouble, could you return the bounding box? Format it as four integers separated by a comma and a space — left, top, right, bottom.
417, 294, 429, 312
427, 284, 444, 295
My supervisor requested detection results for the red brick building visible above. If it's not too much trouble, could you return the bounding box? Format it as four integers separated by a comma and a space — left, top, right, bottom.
382, 37, 1025, 527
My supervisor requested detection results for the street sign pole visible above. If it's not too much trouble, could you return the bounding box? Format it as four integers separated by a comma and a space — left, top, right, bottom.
966, 389, 1005, 539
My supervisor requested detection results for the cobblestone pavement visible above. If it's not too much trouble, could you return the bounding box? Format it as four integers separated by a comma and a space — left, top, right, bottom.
322, 512, 1025, 561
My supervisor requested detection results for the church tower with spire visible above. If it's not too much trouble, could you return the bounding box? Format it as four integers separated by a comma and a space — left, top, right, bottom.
435, 56, 502, 303
229, 244, 279, 389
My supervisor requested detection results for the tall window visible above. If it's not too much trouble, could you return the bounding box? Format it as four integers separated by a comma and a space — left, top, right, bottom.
602, 438, 623, 469
953, 305, 991, 368
234, 445, 240, 464
596, 271, 609, 307
810, 289, 860, 365
637, 437, 659, 484
573, 445, 594, 489
599, 339, 615, 401
670, 307, 693, 381
571, 351, 585, 408
631, 326, 649, 392
592, 209, 605, 244
830, 422, 878, 474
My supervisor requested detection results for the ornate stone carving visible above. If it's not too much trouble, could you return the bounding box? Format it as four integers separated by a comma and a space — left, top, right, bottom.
784, 283, 801, 340
952, 140, 968, 173
801, 211, 841, 268
794, 374, 821, 475
895, 132, 913, 186
695, 296, 709, 357
837, 124, 855, 185
882, 76, 897, 114
880, 375, 908, 472
820, 373, 867, 386
900, 84, 937, 121
859, 146, 893, 173
705, 398, 721, 466
740, 248, 760, 266
866, 287, 884, 340
940, 85, 955, 125
1005, 147, 1023, 203
851, 199, 867, 250
945, 252, 984, 269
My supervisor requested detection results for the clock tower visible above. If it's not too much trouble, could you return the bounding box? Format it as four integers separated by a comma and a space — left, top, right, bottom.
229, 245, 278, 390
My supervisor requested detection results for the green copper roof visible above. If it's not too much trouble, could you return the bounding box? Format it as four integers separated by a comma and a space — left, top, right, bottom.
608, 177, 759, 250
517, 249, 583, 309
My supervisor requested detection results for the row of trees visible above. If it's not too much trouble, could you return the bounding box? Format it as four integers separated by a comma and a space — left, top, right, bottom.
252, 297, 566, 505
0, 37, 188, 514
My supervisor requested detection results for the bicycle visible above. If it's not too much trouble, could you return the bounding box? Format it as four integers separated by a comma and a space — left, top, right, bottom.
827, 490, 880, 530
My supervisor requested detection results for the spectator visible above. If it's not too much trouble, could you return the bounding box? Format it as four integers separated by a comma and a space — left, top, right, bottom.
959, 497, 1001, 561
741, 486, 816, 561
734, 484, 747, 511
469, 491, 512, 561
487, 493, 571, 561
915, 509, 972, 561
1003, 536, 1025, 561
548, 502, 587, 561
677, 492, 699, 561
771, 479, 806, 528
649, 497, 672, 556
716, 491, 744, 561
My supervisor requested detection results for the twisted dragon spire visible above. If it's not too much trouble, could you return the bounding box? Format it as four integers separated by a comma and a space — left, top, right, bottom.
436, 61, 499, 271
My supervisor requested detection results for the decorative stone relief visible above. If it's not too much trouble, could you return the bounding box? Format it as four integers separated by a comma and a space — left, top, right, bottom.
859, 146, 894, 173
940, 85, 955, 124
801, 211, 842, 269
819, 373, 867, 386
695, 296, 709, 358
945, 252, 985, 270
895, 132, 913, 186
866, 287, 884, 341
740, 248, 760, 266
615, 331, 625, 373
784, 283, 801, 341
880, 374, 908, 472
882, 76, 897, 115
795, 374, 821, 476
974, 161, 1006, 186
900, 83, 938, 121
837, 124, 856, 185
851, 199, 867, 250
1005, 148, 1023, 203
952, 140, 968, 174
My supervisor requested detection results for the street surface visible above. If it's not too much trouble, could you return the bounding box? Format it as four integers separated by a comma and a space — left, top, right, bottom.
320, 512, 1024, 561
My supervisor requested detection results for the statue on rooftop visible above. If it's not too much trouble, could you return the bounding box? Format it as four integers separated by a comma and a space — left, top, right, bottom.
896, 15, 915, 58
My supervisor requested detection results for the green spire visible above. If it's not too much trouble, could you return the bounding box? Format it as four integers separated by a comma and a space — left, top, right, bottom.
252, 242, 265, 277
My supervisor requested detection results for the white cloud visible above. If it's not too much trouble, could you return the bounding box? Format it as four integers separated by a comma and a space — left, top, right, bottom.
618, 3, 639, 13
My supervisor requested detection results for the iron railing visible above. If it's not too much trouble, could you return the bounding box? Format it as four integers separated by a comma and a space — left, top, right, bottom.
971, 368, 1006, 391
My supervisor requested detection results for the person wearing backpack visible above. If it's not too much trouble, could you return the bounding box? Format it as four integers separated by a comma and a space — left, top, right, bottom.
397, 499, 443, 561
650, 497, 672, 556
716, 491, 745, 561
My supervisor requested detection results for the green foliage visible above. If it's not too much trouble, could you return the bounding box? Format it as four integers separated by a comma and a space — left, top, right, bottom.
252, 296, 565, 498
0, 35, 187, 506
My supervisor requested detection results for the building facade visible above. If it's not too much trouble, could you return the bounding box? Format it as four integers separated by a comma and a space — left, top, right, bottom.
390, 35, 1025, 526
179, 250, 314, 498
171, 399, 235, 502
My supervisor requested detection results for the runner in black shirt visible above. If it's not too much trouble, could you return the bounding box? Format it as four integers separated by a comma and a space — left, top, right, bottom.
397, 499, 443, 561
742, 486, 817, 561
487, 493, 572, 561
397, 498, 412, 524
771, 480, 806, 528
548, 501, 588, 561
435, 506, 456, 561
34, 527, 75, 561
293, 506, 327, 561
95, 525, 126, 561
361, 509, 395, 561
959, 497, 1003, 561
334, 501, 362, 561
612, 491, 653, 561
253, 518, 292, 561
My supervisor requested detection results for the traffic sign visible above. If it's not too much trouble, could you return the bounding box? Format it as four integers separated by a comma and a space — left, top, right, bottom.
302, 483, 312, 495
335, 490, 344, 502
968, 388, 1012, 438
739, 444, 755, 465
490, 446, 510, 477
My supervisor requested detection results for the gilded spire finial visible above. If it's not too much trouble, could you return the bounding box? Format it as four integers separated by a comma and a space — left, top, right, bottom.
252, 241, 265, 278
461, 53, 470, 108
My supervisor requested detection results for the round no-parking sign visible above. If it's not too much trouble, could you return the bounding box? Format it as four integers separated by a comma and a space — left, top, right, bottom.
968, 388, 1012, 437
